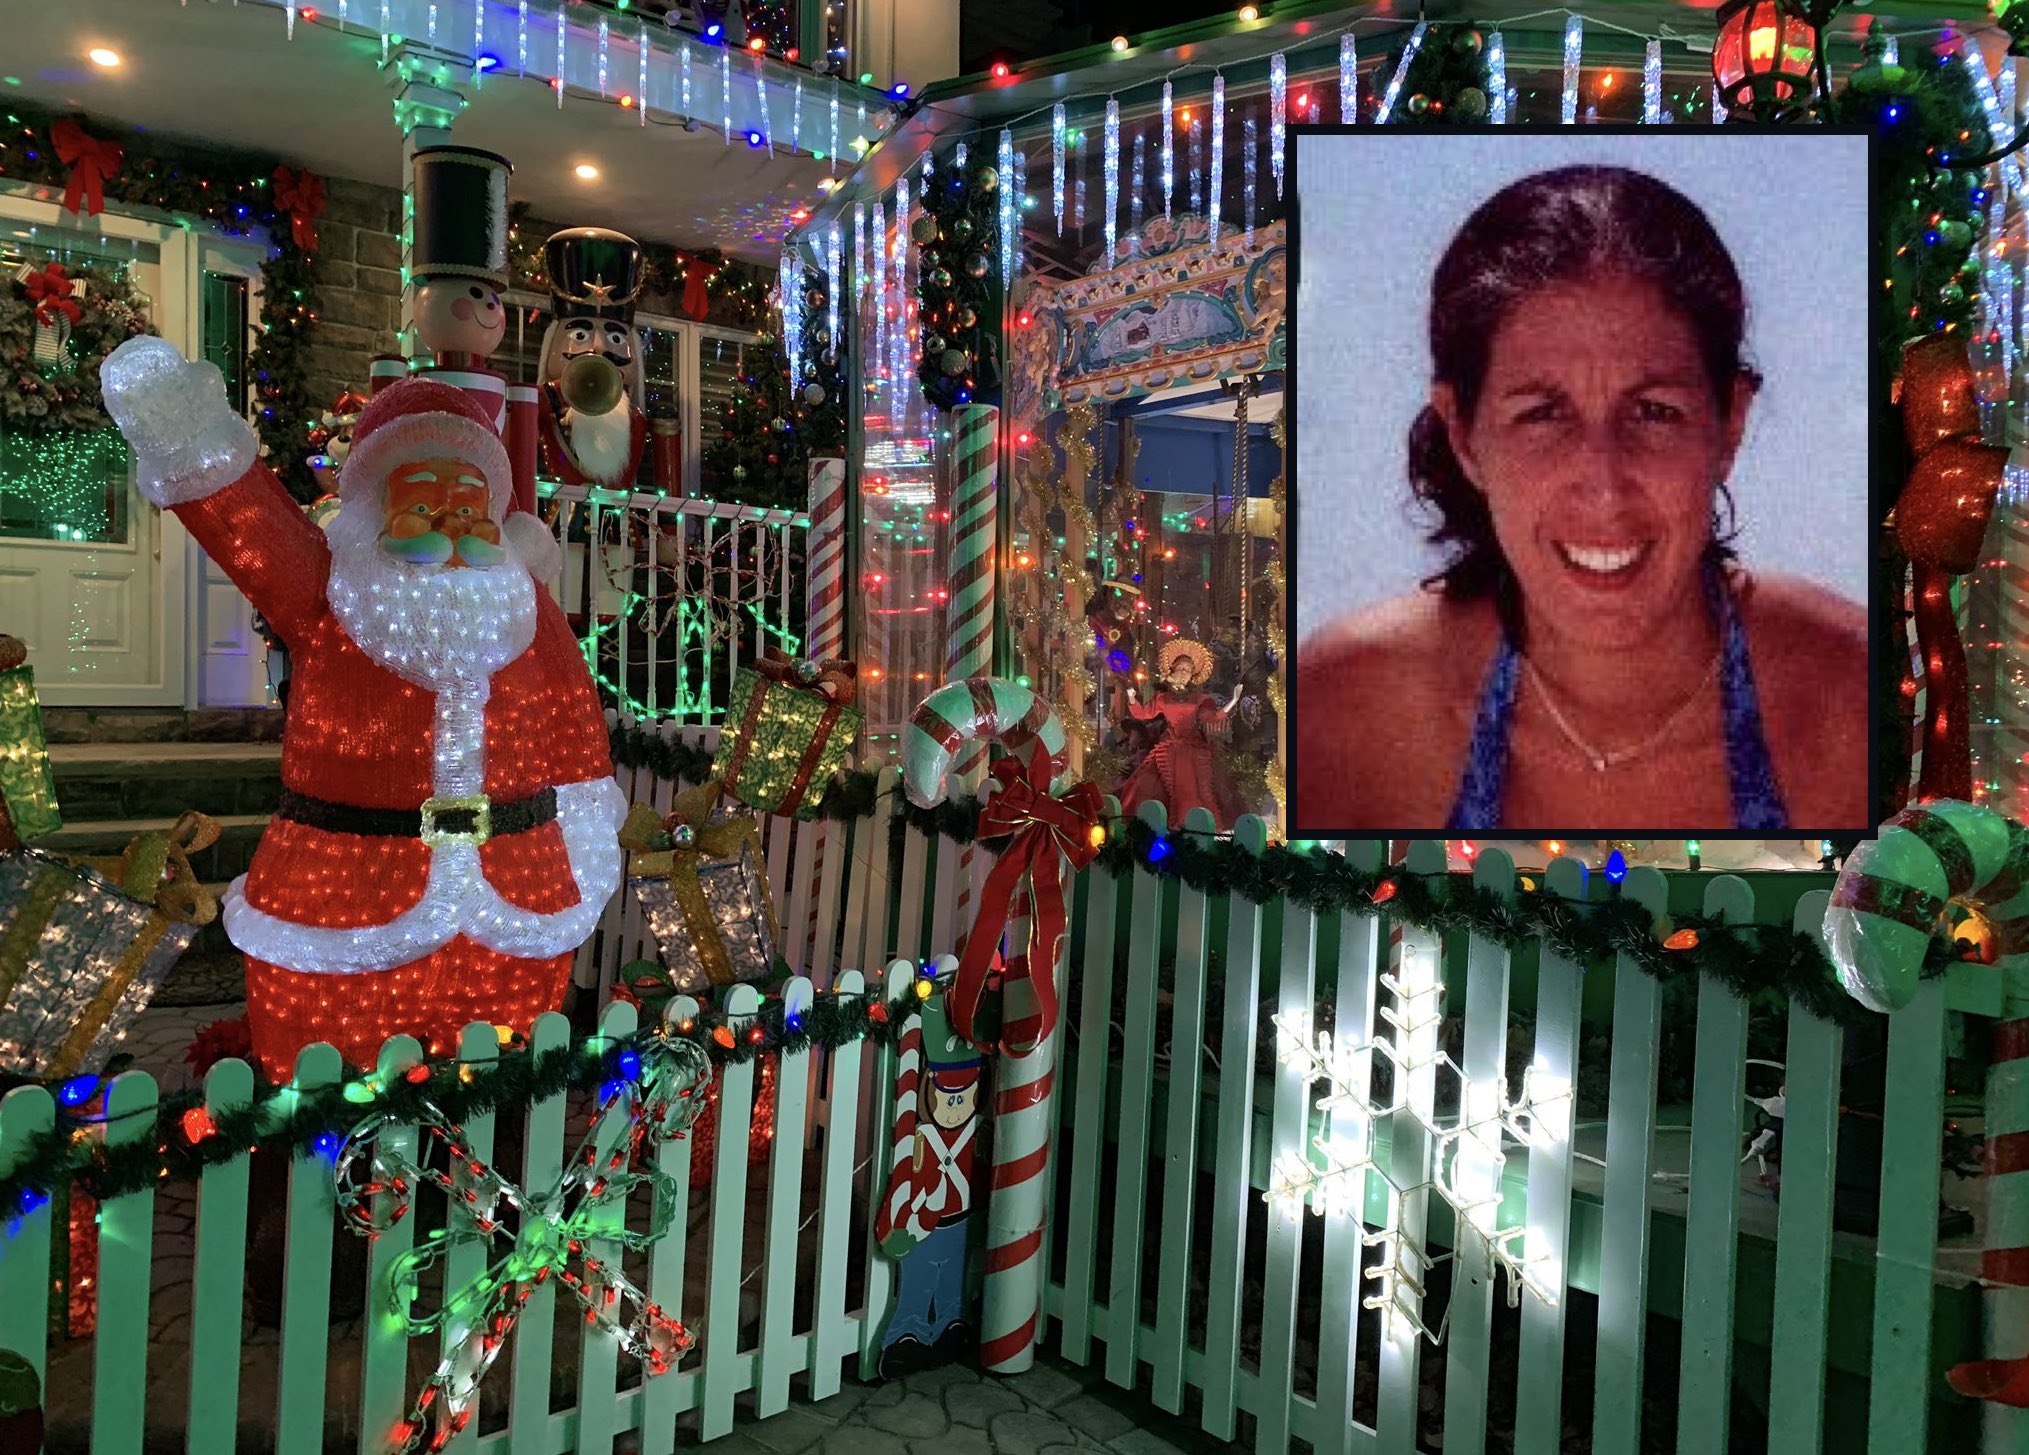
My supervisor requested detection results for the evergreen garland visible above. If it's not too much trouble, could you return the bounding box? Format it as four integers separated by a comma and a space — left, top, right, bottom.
603, 724, 1946, 1030
0, 106, 324, 501
1378, 23, 1495, 123
911, 146, 1003, 410
0, 979, 926, 1211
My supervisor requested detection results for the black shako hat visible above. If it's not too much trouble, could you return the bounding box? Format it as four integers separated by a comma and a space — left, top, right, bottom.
409, 145, 512, 289
545, 227, 643, 322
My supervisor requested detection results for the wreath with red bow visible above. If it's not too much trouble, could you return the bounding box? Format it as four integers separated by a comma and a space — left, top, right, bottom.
0, 260, 154, 435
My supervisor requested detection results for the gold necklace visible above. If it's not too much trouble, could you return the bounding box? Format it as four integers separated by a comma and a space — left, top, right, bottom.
1520, 647, 1722, 773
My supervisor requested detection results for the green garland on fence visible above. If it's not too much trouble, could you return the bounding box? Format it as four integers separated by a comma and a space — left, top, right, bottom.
0, 979, 926, 1212
606, 718, 1953, 1030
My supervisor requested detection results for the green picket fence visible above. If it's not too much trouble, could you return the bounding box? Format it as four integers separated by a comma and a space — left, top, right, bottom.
0, 751, 1971, 1451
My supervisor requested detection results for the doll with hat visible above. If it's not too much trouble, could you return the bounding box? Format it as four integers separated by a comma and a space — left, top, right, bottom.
1119, 634, 1248, 829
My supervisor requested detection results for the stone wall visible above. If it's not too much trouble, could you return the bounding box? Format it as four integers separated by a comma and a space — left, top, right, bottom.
302, 174, 405, 409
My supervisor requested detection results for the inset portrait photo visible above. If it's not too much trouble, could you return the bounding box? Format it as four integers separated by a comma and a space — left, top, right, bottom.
1289, 128, 1874, 837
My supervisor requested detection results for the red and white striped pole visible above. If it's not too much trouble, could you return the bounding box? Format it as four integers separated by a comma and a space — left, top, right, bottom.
980, 878, 1054, 1373
947, 405, 1000, 953
802, 456, 847, 977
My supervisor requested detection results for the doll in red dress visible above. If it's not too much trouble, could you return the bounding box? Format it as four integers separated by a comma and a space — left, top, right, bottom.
1119, 636, 1248, 830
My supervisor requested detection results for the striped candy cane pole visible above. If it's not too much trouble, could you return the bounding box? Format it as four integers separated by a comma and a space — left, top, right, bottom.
803, 457, 848, 973
981, 876, 1055, 1373
947, 406, 1001, 954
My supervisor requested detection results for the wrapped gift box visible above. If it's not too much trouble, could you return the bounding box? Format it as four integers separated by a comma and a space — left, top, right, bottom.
0, 657, 62, 843
712, 650, 860, 818
621, 790, 779, 996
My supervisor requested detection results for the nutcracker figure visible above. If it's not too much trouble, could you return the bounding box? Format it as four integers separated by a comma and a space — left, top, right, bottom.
537, 227, 681, 493
873, 993, 982, 1377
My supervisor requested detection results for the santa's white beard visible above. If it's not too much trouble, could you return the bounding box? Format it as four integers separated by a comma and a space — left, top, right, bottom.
325, 497, 539, 692
565, 405, 635, 486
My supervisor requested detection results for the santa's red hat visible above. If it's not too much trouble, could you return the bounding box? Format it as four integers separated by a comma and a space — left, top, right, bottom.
338, 377, 513, 517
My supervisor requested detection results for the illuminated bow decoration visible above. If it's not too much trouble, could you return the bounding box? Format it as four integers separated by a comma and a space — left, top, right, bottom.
948, 739, 1105, 1057
753, 644, 857, 705
618, 781, 779, 989
49, 119, 122, 219
17, 263, 82, 329
334, 1035, 710, 1454
272, 165, 327, 255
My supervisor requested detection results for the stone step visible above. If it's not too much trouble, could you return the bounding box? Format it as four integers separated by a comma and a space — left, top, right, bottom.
39, 813, 271, 884
48, 742, 284, 821
38, 706, 284, 745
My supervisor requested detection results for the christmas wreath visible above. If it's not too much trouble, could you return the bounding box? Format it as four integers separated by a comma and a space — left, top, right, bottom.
0, 260, 152, 434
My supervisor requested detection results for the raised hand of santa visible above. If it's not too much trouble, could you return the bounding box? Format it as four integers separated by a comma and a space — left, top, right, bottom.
103, 335, 622, 1076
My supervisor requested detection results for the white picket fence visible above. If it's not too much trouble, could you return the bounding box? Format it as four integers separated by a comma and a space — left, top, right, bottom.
0, 757, 1967, 1452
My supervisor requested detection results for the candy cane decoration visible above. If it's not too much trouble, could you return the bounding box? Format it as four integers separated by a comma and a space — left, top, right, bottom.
905, 677, 1071, 807
873, 1005, 928, 1245
904, 676, 1091, 1376
947, 406, 1002, 958
1825, 799, 2022, 1013
804, 457, 848, 974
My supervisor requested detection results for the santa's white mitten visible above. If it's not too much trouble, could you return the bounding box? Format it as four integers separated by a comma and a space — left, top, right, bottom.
101, 336, 258, 507
502, 509, 563, 581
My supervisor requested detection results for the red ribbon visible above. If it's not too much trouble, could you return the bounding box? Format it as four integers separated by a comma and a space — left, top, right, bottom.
681, 262, 714, 323
947, 740, 1104, 1057
20, 263, 81, 328
50, 118, 122, 218
753, 644, 857, 706
272, 166, 327, 255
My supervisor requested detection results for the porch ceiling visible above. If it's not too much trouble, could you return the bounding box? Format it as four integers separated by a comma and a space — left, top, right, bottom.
0, 0, 839, 263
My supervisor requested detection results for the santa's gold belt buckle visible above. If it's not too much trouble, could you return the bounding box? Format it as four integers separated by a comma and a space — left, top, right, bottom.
421, 794, 492, 849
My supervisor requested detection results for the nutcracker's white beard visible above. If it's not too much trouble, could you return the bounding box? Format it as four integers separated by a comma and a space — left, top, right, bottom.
324, 496, 538, 692
565, 405, 634, 485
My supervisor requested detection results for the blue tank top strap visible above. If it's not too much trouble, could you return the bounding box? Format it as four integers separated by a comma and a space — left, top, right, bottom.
1444, 636, 1518, 832
1712, 571, 1789, 829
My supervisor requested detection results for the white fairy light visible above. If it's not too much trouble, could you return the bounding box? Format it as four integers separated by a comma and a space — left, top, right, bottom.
1884, 35, 1900, 65
781, 251, 804, 395
1269, 53, 1286, 199
826, 222, 841, 355
1053, 103, 1067, 235
1376, 21, 1427, 124
427, 0, 437, 45
1189, 107, 1202, 213
1961, 43, 2024, 198
1340, 33, 1358, 122
1210, 75, 1225, 245
681, 43, 693, 115
999, 128, 1015, 287
556, 1, 566, 107
473, 0, 485, 84
829, 80, 839, 171
337, 0, 347, 32
793, 77, 802, 155
891, 181, 910, 430
1642, 39, 1661, 123
871, 200, 888, 403
287, 0, 296, 40
1104, 97, 1120, 269
857, 100, 868, 157
381, 0, 390, 61
1130, 132, 1146, 250
1011, 146, 1027, 281
1561, 17, 1583, 126
1712, 80, 1727, 123
597, 17, 609, 97
1489, 31, 1507, 124
1161, 83, 1175, 220
721, 48, 733, 145
854, 202, 866, 301
637, 21, 650, 122
518, 2, 527, 76
756, 56, 772, 154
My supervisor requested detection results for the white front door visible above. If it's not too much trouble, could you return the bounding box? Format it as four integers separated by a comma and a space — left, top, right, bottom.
0, 197, 196, 705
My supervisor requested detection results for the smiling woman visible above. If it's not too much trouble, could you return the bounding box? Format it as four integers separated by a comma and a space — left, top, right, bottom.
1294, 157, 1869, 835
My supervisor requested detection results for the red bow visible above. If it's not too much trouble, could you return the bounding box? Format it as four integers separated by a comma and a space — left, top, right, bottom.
20, 263, 81, 329
272, 165, 327, 255
947, 739, 1105, 1057
681, 262, 715, 323
50, 118, 122, 219
755, 645, 857, 706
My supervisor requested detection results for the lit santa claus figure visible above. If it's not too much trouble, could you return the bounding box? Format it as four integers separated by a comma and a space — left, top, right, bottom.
537, 226, 679, 492
101, 333, 625, 1075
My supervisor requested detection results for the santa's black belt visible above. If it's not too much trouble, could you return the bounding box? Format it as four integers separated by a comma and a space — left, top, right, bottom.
275, 787, 557, 848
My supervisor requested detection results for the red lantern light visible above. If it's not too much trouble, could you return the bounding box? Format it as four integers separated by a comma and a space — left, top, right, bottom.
1712, 0, 1818, 120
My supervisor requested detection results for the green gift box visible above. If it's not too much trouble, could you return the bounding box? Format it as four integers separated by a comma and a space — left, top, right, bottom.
712, 649, 861, 817
0, 662, 61, 842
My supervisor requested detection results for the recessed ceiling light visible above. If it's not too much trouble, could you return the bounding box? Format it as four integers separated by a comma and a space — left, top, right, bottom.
574, 163, 599, 180
88, 47, 122, 69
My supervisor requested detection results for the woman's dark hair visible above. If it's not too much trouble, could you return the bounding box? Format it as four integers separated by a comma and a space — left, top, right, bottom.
1410, 165, 1760, 634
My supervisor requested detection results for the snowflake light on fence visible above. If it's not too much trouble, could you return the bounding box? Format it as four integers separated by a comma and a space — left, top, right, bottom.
1265, 959, 1572, 1345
